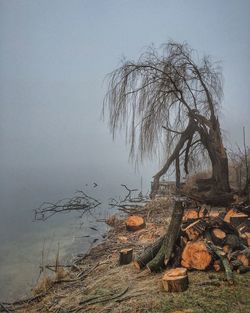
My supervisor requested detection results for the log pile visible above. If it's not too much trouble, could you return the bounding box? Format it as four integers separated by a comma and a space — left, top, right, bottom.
134, 204, 250, 282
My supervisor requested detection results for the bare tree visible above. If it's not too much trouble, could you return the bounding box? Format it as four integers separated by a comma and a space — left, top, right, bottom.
103, 41, 230, 201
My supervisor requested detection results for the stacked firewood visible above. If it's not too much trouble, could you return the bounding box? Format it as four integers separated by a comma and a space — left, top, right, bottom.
171, 205, 250, 279
132, 204, 250, 283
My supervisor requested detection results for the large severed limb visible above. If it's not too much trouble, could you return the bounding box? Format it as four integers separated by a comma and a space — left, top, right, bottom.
147, 200, 185, 272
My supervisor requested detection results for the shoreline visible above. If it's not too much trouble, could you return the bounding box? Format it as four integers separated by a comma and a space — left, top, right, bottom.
2, 197, 250, 313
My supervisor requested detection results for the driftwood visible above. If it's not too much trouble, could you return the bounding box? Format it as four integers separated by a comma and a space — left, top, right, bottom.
34, 190, 101, 221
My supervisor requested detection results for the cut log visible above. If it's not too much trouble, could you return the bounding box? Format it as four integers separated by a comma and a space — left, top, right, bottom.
162, 268, 189, 292
206, 240, 234, 284
237, 249, 250, 267
165, 267, 187, 277
237, 265, 250, 274
233, 205, 250, 216
224, 234, 241, 251
183, 209, 199, 221
224, 209, 237, 223
198, 206, 209, 218
230, 214, 249, 228
181, 241, 212, 270
183, 219, 207, 241
119, 248, 133, 265
125, 216, 145, 231
213, 259, 222, 272
237, 224, 250, 238
224, 209, 249, 228
222, 245, 231, 255
133, 236, 165, 270
210, 228, 226, 246
208, 216, 238, 236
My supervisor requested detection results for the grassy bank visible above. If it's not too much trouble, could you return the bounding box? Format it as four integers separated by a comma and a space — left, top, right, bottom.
3, 198, 250, 313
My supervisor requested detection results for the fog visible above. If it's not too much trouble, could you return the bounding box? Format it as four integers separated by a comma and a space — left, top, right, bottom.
0, 0, 250, 301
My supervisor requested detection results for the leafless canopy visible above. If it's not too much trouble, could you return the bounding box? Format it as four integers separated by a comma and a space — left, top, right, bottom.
103, 41, 223, 176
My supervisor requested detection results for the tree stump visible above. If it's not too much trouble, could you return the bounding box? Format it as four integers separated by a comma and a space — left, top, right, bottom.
162, 268, 189, 292
125, 216, 145, 231
119, 248, 133, 265
181, 241, 212, 270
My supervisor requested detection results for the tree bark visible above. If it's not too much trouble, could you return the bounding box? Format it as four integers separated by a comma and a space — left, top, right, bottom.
119, 248, 133, 265
146, 201, 184, 272
199, 118, 230, 194
134, 236, 165, 269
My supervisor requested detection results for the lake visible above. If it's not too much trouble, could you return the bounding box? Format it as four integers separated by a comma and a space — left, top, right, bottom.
0, 165, 148, 301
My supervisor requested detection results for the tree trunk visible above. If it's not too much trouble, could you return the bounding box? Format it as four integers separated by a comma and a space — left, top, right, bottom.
199, 118, 230, 194
146, 201, 184, 272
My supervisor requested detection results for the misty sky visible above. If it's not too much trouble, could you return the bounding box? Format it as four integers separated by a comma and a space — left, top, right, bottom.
1, 0, 250, 185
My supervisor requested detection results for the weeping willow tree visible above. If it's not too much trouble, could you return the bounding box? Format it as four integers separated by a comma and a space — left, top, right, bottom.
103, 41, 230, 201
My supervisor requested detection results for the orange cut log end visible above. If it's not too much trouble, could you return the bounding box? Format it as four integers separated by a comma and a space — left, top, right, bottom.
183, 209, 199, 221
181, 241, 212, 270
125, 215, 145, 231
162, 268, 189, 292
212, 228, 226, 239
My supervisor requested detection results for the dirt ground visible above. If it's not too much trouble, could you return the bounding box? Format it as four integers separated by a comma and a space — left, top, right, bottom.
3, 197, 250, 313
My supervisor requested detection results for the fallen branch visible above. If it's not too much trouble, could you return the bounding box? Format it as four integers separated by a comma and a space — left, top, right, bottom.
0, 303, 12, 313
206, 240, 234, 284
34, 190, 101, 221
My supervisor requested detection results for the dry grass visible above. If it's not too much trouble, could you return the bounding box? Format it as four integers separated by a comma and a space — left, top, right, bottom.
12, 197, 250, 313
32, 274, 54, 295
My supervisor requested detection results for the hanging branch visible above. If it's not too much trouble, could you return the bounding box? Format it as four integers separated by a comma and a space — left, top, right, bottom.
34, 191, 101, 221
243, 126, 249, 197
